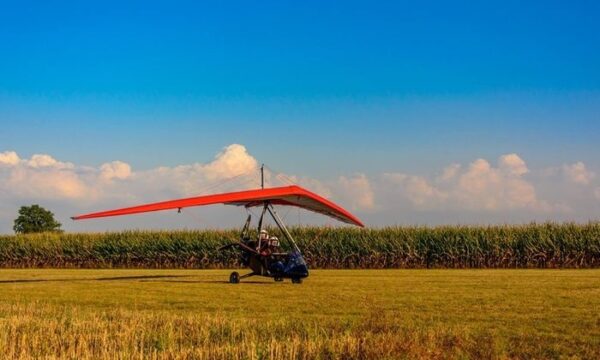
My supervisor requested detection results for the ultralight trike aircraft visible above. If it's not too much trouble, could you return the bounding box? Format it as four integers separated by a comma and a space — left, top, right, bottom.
72, 166, 364, 284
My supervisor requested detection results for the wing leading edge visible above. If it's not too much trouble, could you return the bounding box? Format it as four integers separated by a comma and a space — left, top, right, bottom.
72, 185, 364, 227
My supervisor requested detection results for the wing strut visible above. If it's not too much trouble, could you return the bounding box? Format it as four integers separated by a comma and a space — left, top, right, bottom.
267, 204, 300, 253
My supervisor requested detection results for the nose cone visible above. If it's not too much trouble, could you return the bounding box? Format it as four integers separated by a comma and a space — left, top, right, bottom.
284, 251, 309, 278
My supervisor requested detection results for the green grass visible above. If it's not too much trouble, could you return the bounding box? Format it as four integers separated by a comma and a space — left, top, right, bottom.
0, 269, 598, 359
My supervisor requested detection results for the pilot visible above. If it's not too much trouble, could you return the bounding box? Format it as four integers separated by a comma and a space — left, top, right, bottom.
259, 229, 269, 242
254, 229, 266, 249
258, 230, 271, 255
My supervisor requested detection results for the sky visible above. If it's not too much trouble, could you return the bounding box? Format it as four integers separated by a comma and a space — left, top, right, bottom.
0, 1, 599, 233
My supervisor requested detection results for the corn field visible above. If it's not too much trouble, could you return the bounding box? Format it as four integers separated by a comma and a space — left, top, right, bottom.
0, 223, 599, 268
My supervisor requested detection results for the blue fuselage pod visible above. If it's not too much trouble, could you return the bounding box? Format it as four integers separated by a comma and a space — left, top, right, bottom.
283, 251, 309, 278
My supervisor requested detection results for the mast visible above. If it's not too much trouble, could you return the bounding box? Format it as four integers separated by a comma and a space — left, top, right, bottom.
260, 163, 264, 189
257, 163, 266, 250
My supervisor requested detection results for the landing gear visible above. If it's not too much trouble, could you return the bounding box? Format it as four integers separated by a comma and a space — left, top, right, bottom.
291, 277, 302, 284
274, 276, 284, 282
229, 271, 240, 284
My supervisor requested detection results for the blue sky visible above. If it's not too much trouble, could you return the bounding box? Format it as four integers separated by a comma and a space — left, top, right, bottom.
0, 1, 599, 232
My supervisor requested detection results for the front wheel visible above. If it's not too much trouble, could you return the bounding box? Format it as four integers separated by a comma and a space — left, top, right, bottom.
291, 277, 302, 284
229, 272, 240, 284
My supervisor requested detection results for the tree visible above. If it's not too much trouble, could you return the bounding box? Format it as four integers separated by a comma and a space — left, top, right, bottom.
13, 205, 62, 234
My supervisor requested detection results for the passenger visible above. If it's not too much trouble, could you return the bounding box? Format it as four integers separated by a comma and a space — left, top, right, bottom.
269, 236, 280, 253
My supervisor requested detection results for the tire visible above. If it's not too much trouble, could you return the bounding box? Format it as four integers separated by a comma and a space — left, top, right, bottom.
291, 277, 302, 284
229, 272, 240, 284
274, 277, 283, 282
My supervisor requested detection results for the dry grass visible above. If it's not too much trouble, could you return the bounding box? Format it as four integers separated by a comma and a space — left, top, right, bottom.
0, 269, 598, 359
0, 305, 500, 359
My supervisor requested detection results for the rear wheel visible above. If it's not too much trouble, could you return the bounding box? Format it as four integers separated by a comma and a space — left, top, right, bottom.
229, 272, 240, 284
291, 277, 302, 284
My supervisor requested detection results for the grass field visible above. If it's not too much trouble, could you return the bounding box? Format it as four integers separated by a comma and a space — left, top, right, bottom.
0, 269, 598, 359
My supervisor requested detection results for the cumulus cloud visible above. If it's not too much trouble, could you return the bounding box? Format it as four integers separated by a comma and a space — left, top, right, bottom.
0, 153, 87, 200
337, 174, 375, 211
100, 161, 132, 181
499, 153, 528, 176
383, 154, 557, 212
563, 162, 594, 185
128, 144, 261, 198
437, 163, 461, 182
457, 157, 538, 210
0, 144, 371, 232
384, 173, 446, 207
11, 167, 88, 199
28, 154, 56, 168
0, 151, 20, 166
0, 144, 260, 205
0, 145, 597, 232
202, 144, 258, 180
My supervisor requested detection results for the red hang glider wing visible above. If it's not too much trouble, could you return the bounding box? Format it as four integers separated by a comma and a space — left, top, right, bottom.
72, 185, 364, 227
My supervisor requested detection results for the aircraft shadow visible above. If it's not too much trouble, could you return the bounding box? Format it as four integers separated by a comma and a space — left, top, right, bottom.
96, 275, 191, 281
142, 279, 278, 285
0, 279, 67, 284
0, 274, 192, 284
0, 275, 281, 285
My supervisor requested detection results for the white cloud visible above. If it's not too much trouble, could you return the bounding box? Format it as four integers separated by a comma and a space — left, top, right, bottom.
337, 174, 375, 211
129, 144, 260, 197
0, 146, 597, 232
0, 152, 88, 200
26, 154, 75, 170
201, 144, 258, 180
563, 162, 594, 185
383, 154, 557, 212
2, 165, 88, 200
438, 163, 461, 182
384, 173, 447, 207
456, 156, 538, 210
0, 151, 20, 166
0, 144, 374, 232
499, 153, 528, 176
28, 154, 57, 168
100, 161, 132, 181
0, 144, 259, 204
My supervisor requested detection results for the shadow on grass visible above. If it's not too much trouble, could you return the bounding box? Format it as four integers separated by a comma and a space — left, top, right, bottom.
96, 275, 191, 281
0, 275, 280, 285
0, 274, 193, 284
143, 279, 277, 285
